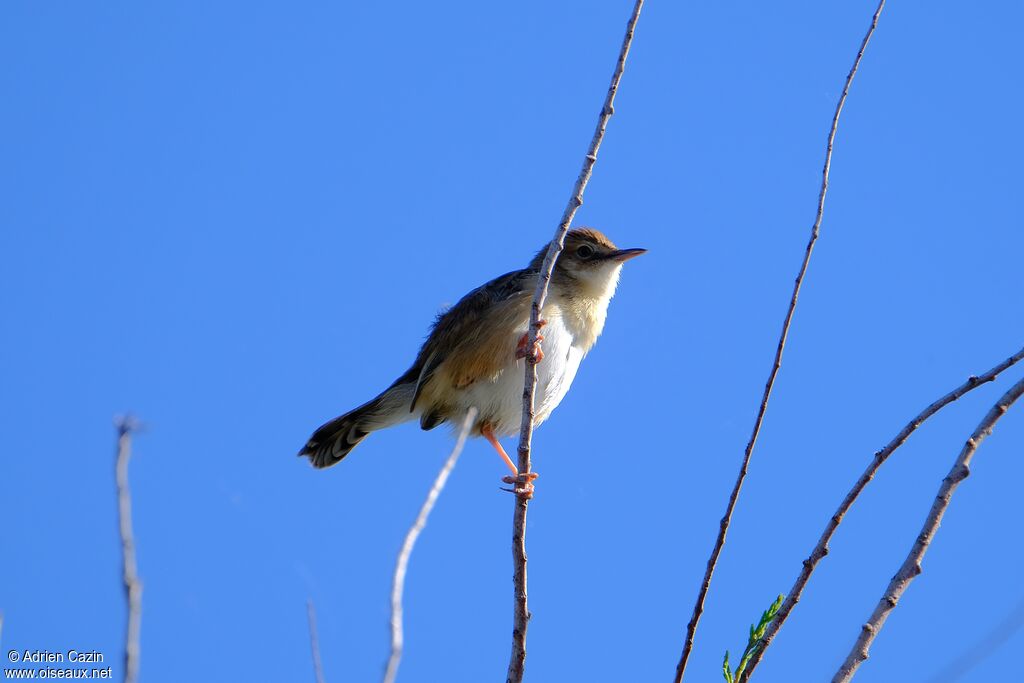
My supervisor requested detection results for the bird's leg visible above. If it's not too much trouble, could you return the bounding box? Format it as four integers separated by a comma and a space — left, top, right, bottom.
482, 424, 518, 475
515, 319, 547, 364
481, 423, 537, 498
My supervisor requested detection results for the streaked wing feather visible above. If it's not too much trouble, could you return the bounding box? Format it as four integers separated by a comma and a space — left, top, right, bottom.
410, 348, 441, 411
409, 268, 534, 410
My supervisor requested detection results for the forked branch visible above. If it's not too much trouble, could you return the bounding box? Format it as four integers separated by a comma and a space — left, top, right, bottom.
832, 373, 1024, 682
673, 2, 887, 680
738, 344, 1024, 680
507, 2, 645, 682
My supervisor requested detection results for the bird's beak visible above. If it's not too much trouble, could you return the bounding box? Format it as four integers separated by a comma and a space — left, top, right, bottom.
607, 248, 647, 262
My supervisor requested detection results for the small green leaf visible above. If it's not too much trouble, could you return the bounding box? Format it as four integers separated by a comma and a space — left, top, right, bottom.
722, 651, 734, 683
729, 594, 787, 681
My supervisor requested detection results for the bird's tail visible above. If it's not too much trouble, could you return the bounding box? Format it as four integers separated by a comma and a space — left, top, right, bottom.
299, 380, 416, 469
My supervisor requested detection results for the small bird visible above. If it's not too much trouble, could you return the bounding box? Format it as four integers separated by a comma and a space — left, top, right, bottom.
298, 228, 645, 491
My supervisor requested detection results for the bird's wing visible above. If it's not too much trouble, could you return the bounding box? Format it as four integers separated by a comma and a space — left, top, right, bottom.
410, 267, 536, 411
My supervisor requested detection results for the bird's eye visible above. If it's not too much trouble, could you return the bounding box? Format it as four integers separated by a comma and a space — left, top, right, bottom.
575, 244, 595, 259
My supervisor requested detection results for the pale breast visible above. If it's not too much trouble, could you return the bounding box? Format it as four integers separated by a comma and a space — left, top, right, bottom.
455, 308, 584, 436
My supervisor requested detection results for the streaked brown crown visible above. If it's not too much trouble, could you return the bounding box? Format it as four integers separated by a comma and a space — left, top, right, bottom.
529, 228, 618, 270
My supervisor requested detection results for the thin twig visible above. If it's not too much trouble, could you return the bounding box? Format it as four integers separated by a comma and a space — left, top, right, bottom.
737, 345, 1024, 681
507, 2, 645, 682
925, 594, 1024, 683
383, 408, 476, 683
307, 600, 326, 683
115, 415, 142, 683
671, 3, 886, 680
832, 373, 1024, 682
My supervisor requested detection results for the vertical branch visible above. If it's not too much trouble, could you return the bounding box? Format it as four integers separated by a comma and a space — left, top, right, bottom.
672, 2, 886, 680
115, 416, 142, 683
738, 345, 1024, 681
507, 2, 645, 682
832, 374, 1024, 682
383, 408, 476, 683
307, 600, 326, 683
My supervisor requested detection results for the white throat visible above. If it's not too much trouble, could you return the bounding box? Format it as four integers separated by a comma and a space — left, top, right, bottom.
550, 263, 623, 351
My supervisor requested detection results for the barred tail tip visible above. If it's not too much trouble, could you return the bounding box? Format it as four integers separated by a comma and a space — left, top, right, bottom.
298, 414, 369, 469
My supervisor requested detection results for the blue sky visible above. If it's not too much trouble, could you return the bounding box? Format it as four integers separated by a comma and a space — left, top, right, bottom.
2, 1, 1023, 681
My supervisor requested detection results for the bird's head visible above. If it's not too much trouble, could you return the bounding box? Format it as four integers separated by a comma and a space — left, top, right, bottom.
533, 228, 646, 300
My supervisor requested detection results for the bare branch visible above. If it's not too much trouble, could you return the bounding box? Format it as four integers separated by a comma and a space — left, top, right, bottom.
832, 373, 1024, 682
739, 345, 1024, 681
115, 415, 142, 683
307, 600, 326, 683
672, 3, 886, 680
507, 2, 645, 681
383, 408, 476, 683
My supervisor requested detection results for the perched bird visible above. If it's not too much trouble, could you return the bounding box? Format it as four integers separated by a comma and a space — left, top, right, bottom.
298, 228, 645, 489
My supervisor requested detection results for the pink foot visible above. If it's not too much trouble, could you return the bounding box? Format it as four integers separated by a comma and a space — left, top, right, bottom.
502, 471, 539, 499
515, 320, 547, 363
